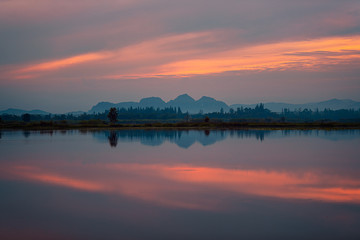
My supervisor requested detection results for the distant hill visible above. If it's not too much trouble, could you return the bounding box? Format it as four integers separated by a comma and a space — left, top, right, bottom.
89, 94, 229, 114
66, 111, 86, 116
139, 97, 166, 108
195, 96, 229, 113
167, 94, 229, 113
0, 108, 50, 116
167, 94, 197, 113
2, 96, 360, 116
89, 95, 360, 114
230, 98, 360, 112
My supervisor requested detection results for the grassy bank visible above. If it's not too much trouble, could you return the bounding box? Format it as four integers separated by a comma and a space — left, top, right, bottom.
1, 120, 360, 130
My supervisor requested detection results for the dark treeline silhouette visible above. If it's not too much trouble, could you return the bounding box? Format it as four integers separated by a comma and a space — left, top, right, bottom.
0, 107, 187, 123
279, 108, 360, 122
195, 103, 277, 120
1, 105, 360, 123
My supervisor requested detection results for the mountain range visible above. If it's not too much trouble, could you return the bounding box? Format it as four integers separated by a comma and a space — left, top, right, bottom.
89, 94, 229, 114
0, 108, 50, 116
89, 95, 360, 114
230, 98, 360, 112
1, 94, 360, 116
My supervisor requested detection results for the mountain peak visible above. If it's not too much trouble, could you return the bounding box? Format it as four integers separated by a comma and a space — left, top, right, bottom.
139, 97, 166, 108
198, 96, 215, 102
139, 97, 165, 103
324, 98, 354, 103
173, 94, 195, 102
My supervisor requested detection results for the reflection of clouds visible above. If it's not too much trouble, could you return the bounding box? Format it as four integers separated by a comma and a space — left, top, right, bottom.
3, 162, 360, 211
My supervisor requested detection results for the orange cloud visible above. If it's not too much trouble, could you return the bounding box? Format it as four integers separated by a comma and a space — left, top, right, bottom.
5, 33, 360, 82
156, 35, 360, 76
15, 52, 108, 74
6, 31, 214, 81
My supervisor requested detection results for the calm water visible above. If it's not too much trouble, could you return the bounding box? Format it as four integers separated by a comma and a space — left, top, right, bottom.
1, 129, 360, 239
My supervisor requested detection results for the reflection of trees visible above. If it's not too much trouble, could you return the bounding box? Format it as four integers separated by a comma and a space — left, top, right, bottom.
235, 130, 270, 142
39, 130, 53, 136
23, 131, 31, 138
94, 130, 274, 148
108, 131, 119, 147
0, 131, 2, 139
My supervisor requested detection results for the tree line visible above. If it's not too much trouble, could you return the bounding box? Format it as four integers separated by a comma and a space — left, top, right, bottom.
1, 105, 360, 123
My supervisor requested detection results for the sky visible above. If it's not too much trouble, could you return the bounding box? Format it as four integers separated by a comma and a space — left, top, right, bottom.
0, 0, 360, 113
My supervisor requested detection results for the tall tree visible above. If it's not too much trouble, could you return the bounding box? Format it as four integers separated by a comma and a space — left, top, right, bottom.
107, 108, 118, 123
21, 113, 31, 122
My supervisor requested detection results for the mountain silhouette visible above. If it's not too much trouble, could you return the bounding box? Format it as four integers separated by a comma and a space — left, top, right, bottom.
167, 94, 196, 112
1, 95, 360, 116
0, 108, 50, 116
89, 94, 230, 114
230, 98, 360, 112
196, 96, 229, 113
139, 97, 166, 108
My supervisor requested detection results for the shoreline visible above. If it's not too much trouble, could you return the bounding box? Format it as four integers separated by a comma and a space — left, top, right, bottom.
1, 122, 360, 131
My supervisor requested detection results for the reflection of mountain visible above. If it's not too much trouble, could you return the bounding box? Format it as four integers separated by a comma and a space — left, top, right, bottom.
92, 130, 273, 148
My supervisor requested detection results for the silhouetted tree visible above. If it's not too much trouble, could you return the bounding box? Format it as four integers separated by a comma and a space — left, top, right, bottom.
21, 113, 31, 122
107, 108, 118, 123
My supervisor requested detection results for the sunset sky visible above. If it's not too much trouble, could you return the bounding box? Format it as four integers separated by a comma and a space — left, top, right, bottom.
1, 0, 360, 113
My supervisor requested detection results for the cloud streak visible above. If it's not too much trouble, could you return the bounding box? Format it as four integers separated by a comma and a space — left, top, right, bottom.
5, 34, 360, 81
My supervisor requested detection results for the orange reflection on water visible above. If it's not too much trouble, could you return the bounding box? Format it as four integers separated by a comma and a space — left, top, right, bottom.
21, 172, 104, 192
2, 163, 360, 210
161, 166, 360, 203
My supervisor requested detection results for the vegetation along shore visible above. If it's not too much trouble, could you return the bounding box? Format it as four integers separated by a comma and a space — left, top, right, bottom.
1, 105, 359, 130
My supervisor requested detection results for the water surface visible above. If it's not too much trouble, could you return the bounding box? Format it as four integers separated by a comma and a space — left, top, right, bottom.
1, 130, 360, 239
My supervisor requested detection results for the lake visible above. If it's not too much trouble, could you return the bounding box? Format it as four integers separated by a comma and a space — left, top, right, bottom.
1, 129, 360, 239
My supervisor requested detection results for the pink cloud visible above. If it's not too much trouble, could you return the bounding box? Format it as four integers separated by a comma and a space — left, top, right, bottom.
4, 33, 360, 83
